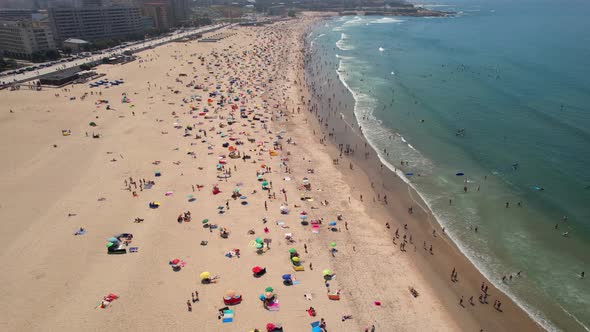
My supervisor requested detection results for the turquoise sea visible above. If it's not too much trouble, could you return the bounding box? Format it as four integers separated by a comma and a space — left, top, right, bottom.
307, 0, 590, 330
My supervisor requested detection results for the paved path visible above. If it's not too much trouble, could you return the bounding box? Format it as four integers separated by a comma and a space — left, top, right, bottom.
0, 24, 229, 85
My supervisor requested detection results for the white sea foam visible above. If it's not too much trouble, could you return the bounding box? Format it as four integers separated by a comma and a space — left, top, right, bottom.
335, 33, 354, 51
369, 17, 405, 24
343, 16, 364, 26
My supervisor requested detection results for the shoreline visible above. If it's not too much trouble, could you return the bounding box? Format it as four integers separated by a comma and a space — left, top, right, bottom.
298, 15, 543, 331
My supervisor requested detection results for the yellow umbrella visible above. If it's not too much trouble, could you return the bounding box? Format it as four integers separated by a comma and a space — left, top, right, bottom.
200, 271, 210, 280
291, 256, 300, 263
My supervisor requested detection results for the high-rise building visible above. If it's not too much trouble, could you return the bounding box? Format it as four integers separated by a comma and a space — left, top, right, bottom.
48, 5, 143, 44
0, 9, 36, 21
141, 2, 170, 30
139, 0, 189, 30
170, 0, 189, 24
0, 19, 56, 59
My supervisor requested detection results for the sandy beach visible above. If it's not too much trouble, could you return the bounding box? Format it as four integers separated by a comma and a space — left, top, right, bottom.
0, 15, 541, 331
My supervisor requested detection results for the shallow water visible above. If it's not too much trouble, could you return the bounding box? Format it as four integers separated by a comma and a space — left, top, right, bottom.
307, 0, 590, 330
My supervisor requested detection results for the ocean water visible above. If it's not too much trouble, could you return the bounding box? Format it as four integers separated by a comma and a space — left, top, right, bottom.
307, 0, 590, 330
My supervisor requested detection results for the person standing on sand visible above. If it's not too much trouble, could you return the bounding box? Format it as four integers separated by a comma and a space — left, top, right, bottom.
187, 300, 192, 312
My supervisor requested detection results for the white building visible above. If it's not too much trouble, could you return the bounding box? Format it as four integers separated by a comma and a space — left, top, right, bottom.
0, 20, 57, 59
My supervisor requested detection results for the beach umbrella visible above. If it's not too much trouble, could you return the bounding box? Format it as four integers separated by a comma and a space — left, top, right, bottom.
89, 122, 97, 126
262, 181, 269, 187
252, 266, 263, 273
288, 248, 297, 253
291, 256, 300, 263
264, 286, 274, 292
199, 271, 210, 280
322, 269, 333, 276
255, 243, 263, 249
330, 242, 337, 247
107, 237, 119, 243
202, 219, 209, 224
106, 242, 115, 248
266, 323, 276, 330
225, 290, 236, 298
255, 237, 263, 244
170, 258, 180, 265
282, 274, 291, 280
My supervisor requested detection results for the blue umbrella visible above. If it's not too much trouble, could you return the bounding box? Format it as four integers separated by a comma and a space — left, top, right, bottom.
107, 237, 119, 243
282, 274, 292, 280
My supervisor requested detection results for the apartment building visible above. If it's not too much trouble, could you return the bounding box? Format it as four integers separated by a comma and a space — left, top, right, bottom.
0, 19, 57, 59
48, 5, 143, 44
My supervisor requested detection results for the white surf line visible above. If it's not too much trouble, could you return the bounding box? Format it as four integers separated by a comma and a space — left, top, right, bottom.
559, 304, 590, 332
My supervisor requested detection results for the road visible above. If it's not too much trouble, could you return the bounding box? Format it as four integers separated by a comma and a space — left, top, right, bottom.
0, 24, 229, 85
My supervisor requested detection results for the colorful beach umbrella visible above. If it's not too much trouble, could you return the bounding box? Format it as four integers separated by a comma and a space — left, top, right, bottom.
106, 242, 115, 248
252, 266, 263, 273
202, 219, 209, 224
288, 248, 297, 253
199, 271, 210, 280
264, 286, 274, 292
282, 274, 291, 280
322, 269, 333, 276
291, 256, 300, 263
329, 242, 337, 247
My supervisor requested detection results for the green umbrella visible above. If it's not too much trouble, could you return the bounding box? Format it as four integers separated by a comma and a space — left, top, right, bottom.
329, 242, 337, 247
262, 181, 269, 186
288, 248, 297, 253
89, 122, 97, 127
202, 219, 209, 224
255, 237, 263, 244
106, 242, 115, 248
255, 243, 263, 249
322, 269, 332, 276
265, 287, 274, 292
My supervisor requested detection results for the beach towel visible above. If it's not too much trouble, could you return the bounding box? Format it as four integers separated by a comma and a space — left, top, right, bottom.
311, 321, 321, 332
267, 300, 279, 311
221, 309, 234, 323
129, 247, 138, 253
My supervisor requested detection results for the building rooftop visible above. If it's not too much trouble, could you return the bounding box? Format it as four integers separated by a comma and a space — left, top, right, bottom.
63, 38, 90, 44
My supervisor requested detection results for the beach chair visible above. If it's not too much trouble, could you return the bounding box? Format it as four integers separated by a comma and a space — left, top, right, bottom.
292, 264, 305, 271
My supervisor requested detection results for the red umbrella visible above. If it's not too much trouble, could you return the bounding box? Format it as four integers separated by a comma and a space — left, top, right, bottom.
266, 323, 275, 331
170, 258, 180, 265
252, 266, 262, 273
